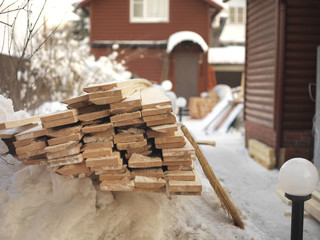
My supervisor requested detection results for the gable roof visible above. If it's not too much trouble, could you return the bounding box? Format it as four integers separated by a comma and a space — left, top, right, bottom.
79, 0, 224, 10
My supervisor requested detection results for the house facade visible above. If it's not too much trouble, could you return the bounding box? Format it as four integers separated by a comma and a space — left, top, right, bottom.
244, 0, 320, 168
79, 0, 223, 100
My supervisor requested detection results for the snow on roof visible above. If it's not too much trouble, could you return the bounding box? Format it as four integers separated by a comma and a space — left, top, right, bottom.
219, 24, 245, 44
167, 31, 209, 53
208, 46, 245, 64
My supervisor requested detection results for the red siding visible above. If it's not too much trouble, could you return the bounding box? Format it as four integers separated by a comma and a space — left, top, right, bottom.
89, 0, 211, 43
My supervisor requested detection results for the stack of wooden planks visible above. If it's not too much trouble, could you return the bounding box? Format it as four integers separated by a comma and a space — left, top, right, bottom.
3, 79, 202, 195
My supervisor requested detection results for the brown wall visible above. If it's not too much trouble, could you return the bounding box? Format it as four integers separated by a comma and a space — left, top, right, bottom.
89, 0, 211, 43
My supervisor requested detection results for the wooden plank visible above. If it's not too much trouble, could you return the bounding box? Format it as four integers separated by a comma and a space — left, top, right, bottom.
143, 113, 175, 122
305, 198, 320, 222
61, 94, 89, 105
162, 138, 195, 157
55, 162, 91, 176
94, 164, 127, 175
125, 150, 152, 159
114, 132, 145, 144
0, 115, 41, 130
17, 149, 46, 160
141, 105, 173, 117
83, 128, 115, 143
128, 153, 162, 168
155, 141, 186, 149
154, 130, 184, 144
146, 130, 175, 138
99, 169, 131, 181
134, 176, 166, 189
0, 123, 38, 139
167, 164, 194, 171
81, 123, 113, 133
145, 117, 176, 127
164, 170, 196, 181
162, 160, 193, 166
131, 168, 164, 178
81, 141, 114, 150
168, 178, 202, 193
46, 143, 82, 160
149, 123, 178, 133
23, 158, 47, 166
82, 148, 113, 158
15, 140, 47, 155
134, 187, 166, 193
40, 109, 77, 123
109, 90, 141, 110
100, 179, 135, 192
85, 152, 121, 168
116, 139, 147, 151
248, 139, 276, 169
46, 125, 82, 138
47, 154, 83, 167
15, 125, 46, 141
78, 109, 110, 122
141, 87, 172, 109
163, 155, 192, 162
84, 79, 151, 93
89, 95, 123, 105
47, 132, 83, 146
117, 127, 145, 134
42, 115, 78, 129
13, 138, 37, 148
44, 141, 78, 153
126, 144, 152, 155
110, 111, 141, 122
112, 118, 144, 127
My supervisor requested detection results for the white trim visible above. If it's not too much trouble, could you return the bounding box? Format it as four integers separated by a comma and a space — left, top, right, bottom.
130, 0, 169, 23
166, 31, 208, 53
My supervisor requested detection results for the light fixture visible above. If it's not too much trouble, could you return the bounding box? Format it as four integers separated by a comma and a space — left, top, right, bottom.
278, 158, 319, 240
176, 97, 187, 122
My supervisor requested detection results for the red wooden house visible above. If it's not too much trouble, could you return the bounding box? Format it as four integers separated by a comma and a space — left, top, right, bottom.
79, 0, 223, 100
244, 0, 320, 168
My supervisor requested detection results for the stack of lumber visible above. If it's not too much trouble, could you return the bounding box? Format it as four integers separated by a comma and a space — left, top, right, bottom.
2, 79, 202, 196
277, 181, 320, 223
189, 92, 220, 119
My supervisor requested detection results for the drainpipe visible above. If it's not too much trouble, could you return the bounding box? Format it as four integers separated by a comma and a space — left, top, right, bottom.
275, 0, 286, 168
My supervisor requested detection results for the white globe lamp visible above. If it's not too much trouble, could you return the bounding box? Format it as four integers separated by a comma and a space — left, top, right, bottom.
278, 158, 319, 240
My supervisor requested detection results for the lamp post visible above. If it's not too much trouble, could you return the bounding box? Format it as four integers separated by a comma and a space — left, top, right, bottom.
278, 158, 319, 240
176, 97, 187, 122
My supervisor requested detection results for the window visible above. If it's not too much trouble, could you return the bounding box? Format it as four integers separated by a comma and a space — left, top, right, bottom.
130, 0, 169, 23
228, 6, 245, 24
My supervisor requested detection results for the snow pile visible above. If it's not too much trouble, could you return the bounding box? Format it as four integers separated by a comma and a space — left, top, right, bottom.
208, 46, 245, 64
0, 95, 30, 123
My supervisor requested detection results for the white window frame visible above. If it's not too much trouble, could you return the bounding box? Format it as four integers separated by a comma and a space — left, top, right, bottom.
229, 6, 245, 24
130, 0, 169, 23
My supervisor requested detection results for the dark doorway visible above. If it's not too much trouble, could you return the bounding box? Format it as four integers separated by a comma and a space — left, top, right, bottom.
174, 54, 198, 100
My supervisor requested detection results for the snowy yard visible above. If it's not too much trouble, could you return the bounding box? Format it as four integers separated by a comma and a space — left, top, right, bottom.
0, 113, 319, 239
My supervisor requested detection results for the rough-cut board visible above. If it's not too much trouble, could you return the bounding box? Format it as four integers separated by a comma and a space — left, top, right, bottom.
143, 113, 175, 122
56, 162, 91, 176
44, 141, 78, 153
155, 141, 186, 149
114, 133, 145, 144
47, 132, 83, 146
46, 143, 82, 160
61, 94, 89, 105
149, 123, 178, 133
40, 109, 77, 123
141, 87, 172, 110
168, 178, 202, 193
126, 144, 152, 155
15, 125, 46, 141
82, 148, 113, 158
0, 116, 41, 130
167, 164, 194, 171
162, 139, 195, 157
145, 117, 176, 127
141, 105, 173, 117
78, 109, 110, 122
82, 123, 113, 133
110, 111, 141, 123
0, 123, 38, 139
113, 118, 144, 127
99, 169, 131, 181
163, 155, 192, 162
15, 140, 47, 155
162, 160, 193, 166
84, 79, 151, 93
85, 152, 121, 168
128, 153, 162, 168
42, 115, 79, 129
100, 179, 135, 191
47, 154, 83, 167
248, 139, 276, 169
134, 176, 166, 189
116, 139, 147, 151
154, 130, 184, 144
81, 141, 113, 150
17, 149, 45, 160
46, 125, 82, 138
131, 168, 164, 178
146, 130, 175, 138
23, 158, 47, 166
125, 150, 152, 159
109, 90, 141, 110
83, 129, 115, 143
164, 171, 196, 181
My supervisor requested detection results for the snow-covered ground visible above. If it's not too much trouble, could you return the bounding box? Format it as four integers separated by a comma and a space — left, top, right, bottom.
0, 97, 319, 239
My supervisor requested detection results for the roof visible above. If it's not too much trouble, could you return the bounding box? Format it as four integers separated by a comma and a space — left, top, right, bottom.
167, 31, 209, 53
208, 46, 245, 64
79, 0, 224, 9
